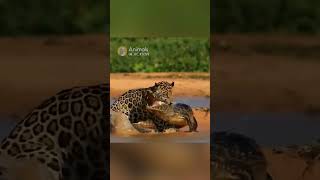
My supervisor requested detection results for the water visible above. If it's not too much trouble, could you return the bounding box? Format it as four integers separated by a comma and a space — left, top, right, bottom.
174, 97, 210, 107
214, 112, 320, 146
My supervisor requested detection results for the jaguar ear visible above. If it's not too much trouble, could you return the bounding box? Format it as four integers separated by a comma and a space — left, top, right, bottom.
154, 82, 159, 87
171, 82, 174, 87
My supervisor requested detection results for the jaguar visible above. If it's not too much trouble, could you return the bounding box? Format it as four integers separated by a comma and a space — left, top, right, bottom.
0, 84, 109, 180
110, 81, 176, 133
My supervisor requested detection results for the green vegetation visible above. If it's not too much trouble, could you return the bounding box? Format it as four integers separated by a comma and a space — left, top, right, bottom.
111, 38, 209, 73
0, 0, 108, 36
212, 0, 320, 34
2, 0, 320, 35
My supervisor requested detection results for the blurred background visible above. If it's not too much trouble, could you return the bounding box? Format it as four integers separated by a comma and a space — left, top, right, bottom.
0, 0, 108, 120
212, 0, 320, 34
212, 0, 320, 179
0, 0, 108, 36
211, 0, 320, 116
0, 0, 110, 178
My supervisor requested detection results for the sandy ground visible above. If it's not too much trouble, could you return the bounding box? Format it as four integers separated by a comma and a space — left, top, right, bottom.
110, 73, 210, 97
193, 110, 210, 132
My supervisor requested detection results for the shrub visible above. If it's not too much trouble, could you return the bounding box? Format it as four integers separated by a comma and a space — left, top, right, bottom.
110, 38, 209, 73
